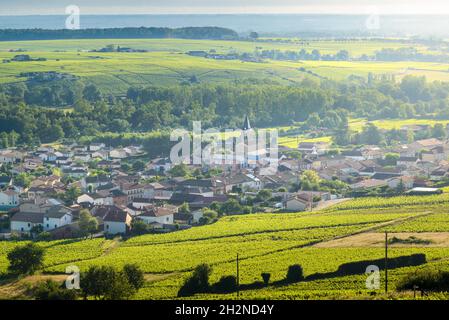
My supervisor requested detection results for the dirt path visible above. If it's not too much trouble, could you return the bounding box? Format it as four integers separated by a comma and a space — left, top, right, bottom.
313, 211, 434, 248
315, 232, 449, 248
312, 198, 351, 211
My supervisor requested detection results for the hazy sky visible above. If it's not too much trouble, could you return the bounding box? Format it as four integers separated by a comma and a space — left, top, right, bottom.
2, 0, 449, 15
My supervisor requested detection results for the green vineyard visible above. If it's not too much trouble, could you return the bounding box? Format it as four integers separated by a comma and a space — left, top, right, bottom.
2, 194, 449, 299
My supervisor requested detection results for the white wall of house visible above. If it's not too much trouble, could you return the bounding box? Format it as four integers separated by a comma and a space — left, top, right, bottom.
140, 214, 173, 225
43, 214, 73, 231
11, 221, 42, 233
104, 221, 128, 234
0, 192, 19, 206
285, 199, 307, 212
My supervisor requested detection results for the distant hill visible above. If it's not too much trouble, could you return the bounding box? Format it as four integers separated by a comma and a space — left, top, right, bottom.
0, 26, 239, 41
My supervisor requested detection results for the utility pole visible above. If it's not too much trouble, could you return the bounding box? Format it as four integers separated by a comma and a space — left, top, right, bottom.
385, 232, 388, 294
236, 253, 240, 298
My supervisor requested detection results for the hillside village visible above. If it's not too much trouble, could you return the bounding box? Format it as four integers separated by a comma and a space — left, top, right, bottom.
1, 118, 448, 240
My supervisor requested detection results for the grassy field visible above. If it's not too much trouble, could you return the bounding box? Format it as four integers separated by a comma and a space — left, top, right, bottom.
2, 38, 449, 94
277, 118, 449, 148
2, 194, 449, 299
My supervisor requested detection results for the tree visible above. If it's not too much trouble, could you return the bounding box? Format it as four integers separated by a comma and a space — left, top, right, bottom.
14, 173, 32, 188
432, 124, 446, 139
83, 84, 102, 102
123, 264, 145, 291
360, 123, 383, 145
132, 160, 145, 172
168, 164, 190, 177
179, 202, 191, 214
130, 219, 149, 235
178, 264, 212, 297
78, 209, 98, 238
80, 265, 137, 300
300, 170, 321, 191
64, 186, 81, 205
249, 32, 259, 40
7, 243, 45, 275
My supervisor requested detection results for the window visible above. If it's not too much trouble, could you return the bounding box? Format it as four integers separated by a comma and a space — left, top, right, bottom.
46, 224, 49, 228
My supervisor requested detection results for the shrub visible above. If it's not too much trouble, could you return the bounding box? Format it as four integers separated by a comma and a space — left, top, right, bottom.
286, 264, 304, 283
212, 275, 237, 293
32, 279, 78, 300
178, 264, 212, 297
7, 243, 45, 275
261, 273, 271, 286
396, 269, 449, 293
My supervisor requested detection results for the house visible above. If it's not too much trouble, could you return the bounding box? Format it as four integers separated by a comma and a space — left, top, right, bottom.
121, 183, 145, 203
409, 138, 443, 154
226, 173, 262, 192
109, 149, 128, 159
103, 210, 132, 235
0, 176, 12, 188
421, 146, 447, 162
89, 143, 106, 152
10, 212, 44, 233
284, 196, 309, 212
0, 190, 20, 208
97, 160, 121, 170
146, 158, 172, 173
387, 176, 414, 190
138, 205, 177, 225
23, 157, 43, 171
81, 175, 111, 192
0, 150, 24, 164
73, 153, 91, 163
43, 206, 73, 231
63, 168, 88, 179
397, 156, 418, 167
350, 179, 387, 190
55, 156, 70, 166
298, 142, 329, 155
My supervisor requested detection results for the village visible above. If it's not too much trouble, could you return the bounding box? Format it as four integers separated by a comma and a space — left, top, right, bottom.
0, 118, 448, 240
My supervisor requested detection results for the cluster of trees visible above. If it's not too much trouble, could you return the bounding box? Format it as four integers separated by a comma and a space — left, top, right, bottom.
370, 47, 449, 63
337, 122, 447, 147
0, 27, 238, 41
3, 75, 449, 150
5, 243, 144, 300
258, 49, 350, 61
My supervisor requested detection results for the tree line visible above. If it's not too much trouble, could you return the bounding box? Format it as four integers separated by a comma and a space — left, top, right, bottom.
2, 75, 449, 151
0, 27, 238, 41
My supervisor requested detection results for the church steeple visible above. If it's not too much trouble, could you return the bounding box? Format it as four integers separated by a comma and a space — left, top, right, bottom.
242, 115, 252, 131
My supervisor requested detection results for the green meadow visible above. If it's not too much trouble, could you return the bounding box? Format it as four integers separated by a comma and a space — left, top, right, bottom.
2, 38, 449, 94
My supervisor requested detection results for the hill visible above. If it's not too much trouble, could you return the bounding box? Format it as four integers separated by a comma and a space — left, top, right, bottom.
2, 194, 449, 299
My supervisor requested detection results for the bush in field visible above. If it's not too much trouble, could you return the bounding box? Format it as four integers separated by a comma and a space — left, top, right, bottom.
396, 269, 449, 293
178, 264, 212, 297
212, 275, 237, 293
7, 243, 45, 275
286, 264, 304, 283
32, 279, 78, 300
